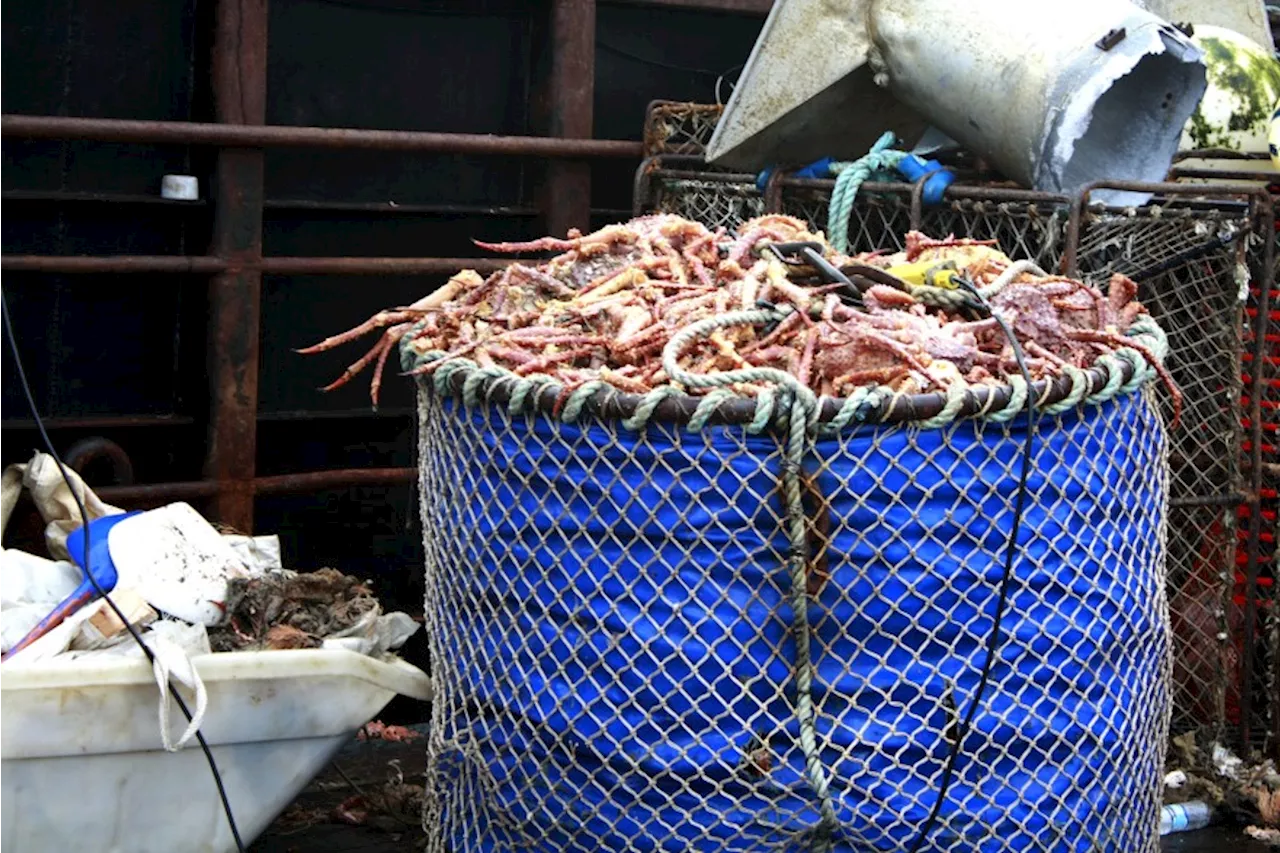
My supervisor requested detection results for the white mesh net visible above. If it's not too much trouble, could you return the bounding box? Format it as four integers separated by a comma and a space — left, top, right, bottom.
415, 378, 1171, 852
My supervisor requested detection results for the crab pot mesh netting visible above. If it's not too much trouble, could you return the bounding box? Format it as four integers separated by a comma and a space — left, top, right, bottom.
645, 169, 1263, 743
642, 101, 726, 158
414, 357, 1171, 851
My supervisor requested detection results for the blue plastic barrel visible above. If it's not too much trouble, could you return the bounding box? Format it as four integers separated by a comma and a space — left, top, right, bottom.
414, 360, 1169, 853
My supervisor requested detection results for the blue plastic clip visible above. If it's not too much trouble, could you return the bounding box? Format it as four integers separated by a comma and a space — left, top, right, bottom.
756, 157, 836, 192
2, 511, 140, 659
896, 154, 955, 205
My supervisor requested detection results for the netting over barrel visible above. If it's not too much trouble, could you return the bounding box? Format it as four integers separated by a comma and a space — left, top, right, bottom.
413, 336, 1172, 851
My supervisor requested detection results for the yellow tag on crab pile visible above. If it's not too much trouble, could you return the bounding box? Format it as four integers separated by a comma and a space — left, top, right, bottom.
886, 260, 963, 289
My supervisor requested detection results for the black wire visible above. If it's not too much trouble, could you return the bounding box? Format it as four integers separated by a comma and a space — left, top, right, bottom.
1, 290, 247, 853
905, 283, 1038, 853
597, 37, 742, 79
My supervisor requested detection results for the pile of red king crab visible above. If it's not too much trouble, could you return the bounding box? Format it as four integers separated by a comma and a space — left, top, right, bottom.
299, 213, 1179, 423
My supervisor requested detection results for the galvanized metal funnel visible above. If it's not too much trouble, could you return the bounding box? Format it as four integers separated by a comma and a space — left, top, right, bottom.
705, 0, 928, 172
708, 0, 1208, 206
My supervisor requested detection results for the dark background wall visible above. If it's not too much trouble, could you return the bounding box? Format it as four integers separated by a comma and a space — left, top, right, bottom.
1, 0, 764, 694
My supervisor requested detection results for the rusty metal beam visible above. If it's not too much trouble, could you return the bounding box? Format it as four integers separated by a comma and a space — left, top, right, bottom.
259, 257, 510, 276
537, 0, 598, 238
262, 198, 540, 216
1, 414, 196, 430
91, 467, 416, 503
96, 480, 222, 503
2, 255, 514, 275
0, 114, 643, 159
3, 255, 230, 274
205, 0, 268, 533
253, 467, 415, 494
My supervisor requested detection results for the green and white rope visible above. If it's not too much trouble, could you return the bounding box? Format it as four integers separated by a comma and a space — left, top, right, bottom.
402, 311, 1166, 435
917, 382, 969, 431
827, 132, 907, 255
983, 375, 1028, 424
663, 308, 839, 847
821, 386, 894, 434
1043, 366, 1090, 417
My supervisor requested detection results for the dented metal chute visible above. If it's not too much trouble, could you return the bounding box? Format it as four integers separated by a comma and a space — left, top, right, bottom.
705, 0, 929, 172
708, 0, 1208, 206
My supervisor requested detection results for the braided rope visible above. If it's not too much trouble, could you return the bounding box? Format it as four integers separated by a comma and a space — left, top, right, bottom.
621, 385, 682, 430
687, 388, 737, 431
893, 258, 1055, 314
748, 387, 779, 434
826, 132, 907, 255
402, 309, 1167, 434
910, 284, 979, 312
664, 312, 838, 845
980, 260, 1050, 300
820, 386, 893, 433
1043, 367, 1090, 416
917, 382, 968, 431
983, 375, 1027, 424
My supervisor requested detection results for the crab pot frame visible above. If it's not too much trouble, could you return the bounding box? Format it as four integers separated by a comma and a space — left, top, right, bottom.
633, 101, 1279, 754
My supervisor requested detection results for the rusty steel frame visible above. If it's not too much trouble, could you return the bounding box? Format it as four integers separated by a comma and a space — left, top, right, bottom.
1, 0, 648, 531
1065, 180, 1274, 749
540, 0, 598, 238
0, 114, 643, 158
90, 467, 417, 504
203, 0, 268, 532
1, 256, 513, 275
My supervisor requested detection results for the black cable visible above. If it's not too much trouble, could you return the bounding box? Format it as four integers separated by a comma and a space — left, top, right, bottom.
596, 38, 728, 77
905, 282, 1038, 853
1, 290, 247, 853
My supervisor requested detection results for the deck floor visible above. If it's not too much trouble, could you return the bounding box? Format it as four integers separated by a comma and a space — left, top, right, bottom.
248, 731, 1271, 853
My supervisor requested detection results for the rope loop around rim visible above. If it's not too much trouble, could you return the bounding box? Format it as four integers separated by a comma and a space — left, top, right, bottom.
401, 308, 1168, 434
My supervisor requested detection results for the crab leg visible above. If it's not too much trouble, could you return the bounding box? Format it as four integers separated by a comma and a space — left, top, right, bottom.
474, 236, 578, 254
1065, 329, 1182, 427
369, 323, 415, 407
798, 328, 818, 389
513, 346, 598, 376
599, 367, 651, 393
404, 340, 487, 376
321, 333, 393, 395
904, 231, 999, 261
508, 264, 577, 298
294, 309, 418, 355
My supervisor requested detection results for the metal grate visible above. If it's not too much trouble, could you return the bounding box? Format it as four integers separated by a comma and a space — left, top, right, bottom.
651, 178, 765, 230
642, 100, 726, 158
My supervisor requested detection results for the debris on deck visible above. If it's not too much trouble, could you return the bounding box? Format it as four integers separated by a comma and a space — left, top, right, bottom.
1164, 731, 1280, 845
0, 450, 419, 665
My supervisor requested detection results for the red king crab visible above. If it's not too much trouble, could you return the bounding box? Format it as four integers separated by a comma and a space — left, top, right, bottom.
298, 216, 1179, 424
